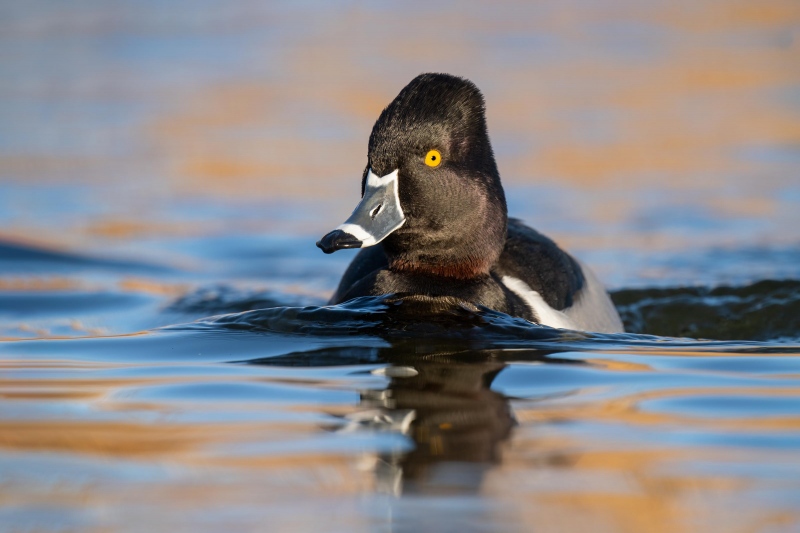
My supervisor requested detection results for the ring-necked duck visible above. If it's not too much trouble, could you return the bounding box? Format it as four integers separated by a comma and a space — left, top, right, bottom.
317, 73, 624, 333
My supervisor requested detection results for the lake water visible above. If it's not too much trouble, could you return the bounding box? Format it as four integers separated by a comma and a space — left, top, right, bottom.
2, 2, 800, 532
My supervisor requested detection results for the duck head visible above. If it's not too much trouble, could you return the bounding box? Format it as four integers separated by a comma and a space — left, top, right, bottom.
317, 73, 508, 280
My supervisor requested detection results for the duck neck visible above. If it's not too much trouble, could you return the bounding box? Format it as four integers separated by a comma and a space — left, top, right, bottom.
388, 252, 498, 280
383, 210, 508, 281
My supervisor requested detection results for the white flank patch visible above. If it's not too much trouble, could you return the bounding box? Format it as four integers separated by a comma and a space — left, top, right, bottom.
501, 276, 577, 330
564, 260, 625, 333
335, 223, 376, 246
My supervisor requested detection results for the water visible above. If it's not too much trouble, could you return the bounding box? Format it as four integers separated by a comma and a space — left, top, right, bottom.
2, 233, 799, 532
2, 1, 800, 532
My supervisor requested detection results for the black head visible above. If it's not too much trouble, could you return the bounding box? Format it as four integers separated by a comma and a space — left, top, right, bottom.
368, 73, 500, 180
372, 73, 507, 277
318, 73, 508, 279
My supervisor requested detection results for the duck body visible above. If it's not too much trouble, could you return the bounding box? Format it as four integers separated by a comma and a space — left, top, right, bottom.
317, 73, 623, 333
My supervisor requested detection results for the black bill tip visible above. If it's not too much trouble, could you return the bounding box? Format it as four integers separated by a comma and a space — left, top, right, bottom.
316, 229, 363, 254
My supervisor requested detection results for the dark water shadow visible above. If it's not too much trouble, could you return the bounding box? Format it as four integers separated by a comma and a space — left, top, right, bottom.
0, 239, 172, 275
165, 285, 313, 315
181, 292, 800, 354
612, 279, 800, 341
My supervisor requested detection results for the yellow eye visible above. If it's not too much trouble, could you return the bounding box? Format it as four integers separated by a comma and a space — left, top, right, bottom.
424, 149, 442, 167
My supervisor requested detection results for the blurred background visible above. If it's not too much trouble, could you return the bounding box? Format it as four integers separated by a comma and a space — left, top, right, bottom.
1, 0, 799, 290
2, 4, 800, 531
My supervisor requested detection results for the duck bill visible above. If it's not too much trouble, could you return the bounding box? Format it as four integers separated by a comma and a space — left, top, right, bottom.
316, 169, 405, 254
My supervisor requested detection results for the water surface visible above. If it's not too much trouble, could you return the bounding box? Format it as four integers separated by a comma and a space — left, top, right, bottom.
2, 1, 800, 532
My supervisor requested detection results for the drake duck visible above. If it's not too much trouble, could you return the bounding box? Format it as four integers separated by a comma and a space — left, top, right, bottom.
317, 73, 623, 333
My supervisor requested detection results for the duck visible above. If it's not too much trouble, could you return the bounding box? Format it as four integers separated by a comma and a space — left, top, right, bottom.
316, 73, 624, 333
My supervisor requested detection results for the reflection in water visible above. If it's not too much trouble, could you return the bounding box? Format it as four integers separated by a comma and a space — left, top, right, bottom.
249, 345, 581, 496
2, 329, 800, 531
360, 357, 511, 496
2, 0, 800, 530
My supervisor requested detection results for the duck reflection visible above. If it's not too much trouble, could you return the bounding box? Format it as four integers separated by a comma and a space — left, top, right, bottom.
359, 354, 512, 495
245, 342, 579, 496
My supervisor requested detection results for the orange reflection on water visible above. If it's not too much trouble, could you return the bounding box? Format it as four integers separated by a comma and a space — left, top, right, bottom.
514, 385, 800, 432
0, 1, 796, 255
1, 2, 799, 531
1, 353, 799, 531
